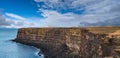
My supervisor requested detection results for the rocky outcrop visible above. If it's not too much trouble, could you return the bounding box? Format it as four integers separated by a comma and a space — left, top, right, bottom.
14, 28, 120, 58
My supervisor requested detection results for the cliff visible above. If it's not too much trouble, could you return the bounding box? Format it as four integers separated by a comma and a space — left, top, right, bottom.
14, 27, 120, 58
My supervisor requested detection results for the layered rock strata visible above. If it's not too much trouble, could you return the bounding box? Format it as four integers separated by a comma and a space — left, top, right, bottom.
14, 28, 120, 58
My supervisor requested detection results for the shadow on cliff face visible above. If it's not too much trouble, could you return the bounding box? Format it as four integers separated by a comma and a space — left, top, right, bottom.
14, 28, 120, 58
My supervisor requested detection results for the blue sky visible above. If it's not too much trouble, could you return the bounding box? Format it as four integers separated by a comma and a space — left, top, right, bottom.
0, 0, 120, 28
0, 0, 41, 18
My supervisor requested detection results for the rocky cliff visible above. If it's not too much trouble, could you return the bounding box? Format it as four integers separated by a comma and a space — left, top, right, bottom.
14, 27, 120, 58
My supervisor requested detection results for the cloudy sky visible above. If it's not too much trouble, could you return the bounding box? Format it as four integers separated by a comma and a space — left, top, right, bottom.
0, 0, 120, 28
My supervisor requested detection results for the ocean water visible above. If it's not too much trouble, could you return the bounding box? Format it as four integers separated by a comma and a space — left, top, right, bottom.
0, 28, 43, 58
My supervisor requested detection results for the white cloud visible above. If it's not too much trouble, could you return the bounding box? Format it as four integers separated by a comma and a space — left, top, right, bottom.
0, 15, 14, 26
39, 10, 79, 27
0, 13, 36, 28
34, 0, 120, 27
38, 9, 117, 27
5, 13, 26, 20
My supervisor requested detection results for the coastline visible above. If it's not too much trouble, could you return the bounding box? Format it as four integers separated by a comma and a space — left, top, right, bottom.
12, 39, 45, 58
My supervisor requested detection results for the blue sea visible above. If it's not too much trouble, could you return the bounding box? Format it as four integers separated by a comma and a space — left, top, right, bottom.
0, 28, 43, 58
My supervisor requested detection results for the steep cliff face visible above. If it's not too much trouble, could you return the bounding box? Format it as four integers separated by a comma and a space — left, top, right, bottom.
14, 28, 120, 58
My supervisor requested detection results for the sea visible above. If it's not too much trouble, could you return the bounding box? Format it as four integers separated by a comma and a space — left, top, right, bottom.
0, 28, 44, 58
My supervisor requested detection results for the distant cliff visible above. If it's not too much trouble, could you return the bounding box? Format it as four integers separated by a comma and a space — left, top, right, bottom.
14, 27, 120, 58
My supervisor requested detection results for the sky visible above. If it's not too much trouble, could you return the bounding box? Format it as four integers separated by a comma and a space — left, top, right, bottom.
0, 0, 120, 28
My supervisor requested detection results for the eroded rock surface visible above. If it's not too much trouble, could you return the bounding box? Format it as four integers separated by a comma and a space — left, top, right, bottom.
14, 27, 120, 58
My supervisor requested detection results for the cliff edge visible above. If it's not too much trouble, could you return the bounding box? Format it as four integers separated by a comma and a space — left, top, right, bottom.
14, 27, 120, 58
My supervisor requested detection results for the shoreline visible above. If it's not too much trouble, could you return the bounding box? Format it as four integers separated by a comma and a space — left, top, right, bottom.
12, 39, 46, 58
